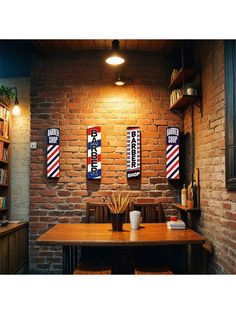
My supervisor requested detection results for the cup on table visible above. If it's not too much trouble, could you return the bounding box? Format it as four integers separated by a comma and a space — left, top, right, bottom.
129, 210, 142, 230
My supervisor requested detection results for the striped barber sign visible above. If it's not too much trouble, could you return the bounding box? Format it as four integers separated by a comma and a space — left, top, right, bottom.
47, 128, 60, 178
166, 126, 180, 180
127, 127, 141, 179
87, 126, 101, 179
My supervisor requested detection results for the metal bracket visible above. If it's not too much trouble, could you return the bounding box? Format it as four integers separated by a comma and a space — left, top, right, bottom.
170, 109, 185, 119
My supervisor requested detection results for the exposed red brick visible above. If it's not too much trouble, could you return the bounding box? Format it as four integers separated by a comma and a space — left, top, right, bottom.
29, 50, 182, 273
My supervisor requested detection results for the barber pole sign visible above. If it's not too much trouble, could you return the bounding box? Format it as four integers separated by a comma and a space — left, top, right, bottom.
166, 126, 180, 180
127, 127, 141, 179
47, 128, 60, 178
87, 126, 101, 179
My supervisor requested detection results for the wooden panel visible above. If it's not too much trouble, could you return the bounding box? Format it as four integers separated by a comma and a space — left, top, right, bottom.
8, 226, 28, 273
0, 236, 8, 274
32, 40, 177, 53
94, 40, 106, 49
125, 40, 138, 50
37, 223, 206, 247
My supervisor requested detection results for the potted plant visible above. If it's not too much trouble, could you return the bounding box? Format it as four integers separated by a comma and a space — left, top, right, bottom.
0, 85, 16, 101
105, 192, 132, 231
183, 82, 197, 96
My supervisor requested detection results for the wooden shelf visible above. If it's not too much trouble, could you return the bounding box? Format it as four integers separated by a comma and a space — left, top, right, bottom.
0, 136, 10, 144
173, 203, 200, 212
170, 94, 198, 110
0, 183, 8, 188
169, 68, 197, 90
0, 160, 8, 165
0, 207, 8, 212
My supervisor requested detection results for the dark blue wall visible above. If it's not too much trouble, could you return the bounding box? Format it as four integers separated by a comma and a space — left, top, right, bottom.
0, 40, 34, 78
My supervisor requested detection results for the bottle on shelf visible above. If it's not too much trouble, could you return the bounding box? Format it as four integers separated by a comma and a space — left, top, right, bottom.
181, 184, 187, 207
187, 183, 194, 209
192, 179, 198, 208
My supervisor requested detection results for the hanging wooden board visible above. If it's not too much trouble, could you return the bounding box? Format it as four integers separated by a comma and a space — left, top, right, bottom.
46, 128, 60, 178
87, 126, 101, 179
127, 127, 141, 179
166, 126, 180, 180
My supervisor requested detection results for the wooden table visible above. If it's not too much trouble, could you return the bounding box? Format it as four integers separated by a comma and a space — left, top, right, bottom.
37, 223, 205, 274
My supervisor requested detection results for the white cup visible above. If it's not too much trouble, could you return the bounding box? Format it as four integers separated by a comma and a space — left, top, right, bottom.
129, 211, 142, 230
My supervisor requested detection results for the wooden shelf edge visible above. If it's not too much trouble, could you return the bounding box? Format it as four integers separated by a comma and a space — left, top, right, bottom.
0, 184, 9, 188
0, 136, 10, 144
169, 68, 197, 90
173, 203, 200, 212
170, 94, 198, 110
0, 160, 8, 164
0, 208, 8, 212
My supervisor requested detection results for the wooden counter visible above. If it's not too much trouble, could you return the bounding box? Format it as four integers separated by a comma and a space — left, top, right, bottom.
0, 222, 28, 274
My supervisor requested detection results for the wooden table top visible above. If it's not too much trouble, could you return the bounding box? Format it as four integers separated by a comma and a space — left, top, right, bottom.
36, 223, 205, 246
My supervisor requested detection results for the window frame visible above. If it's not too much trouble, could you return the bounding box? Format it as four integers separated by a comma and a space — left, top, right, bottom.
225, 40, 236, 190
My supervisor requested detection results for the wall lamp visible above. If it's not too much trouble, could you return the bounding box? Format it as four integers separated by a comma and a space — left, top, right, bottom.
11, 87, 20, 116
106, 40, 125, 65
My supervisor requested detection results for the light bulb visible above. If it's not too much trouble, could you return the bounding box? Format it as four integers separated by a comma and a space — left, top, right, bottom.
106, 55, 125, 65
12, 104, 20, 116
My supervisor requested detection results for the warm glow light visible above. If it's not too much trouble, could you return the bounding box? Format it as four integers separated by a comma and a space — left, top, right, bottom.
12, 104, 20, 116
115, 79, 125, 86
106, 55, 125, 65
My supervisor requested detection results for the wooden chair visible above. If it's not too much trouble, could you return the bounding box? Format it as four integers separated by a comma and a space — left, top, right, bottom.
129, 202, 165, 223
130, 202, 173, 275
74, 203, 112, 275
85, 202, 111, 223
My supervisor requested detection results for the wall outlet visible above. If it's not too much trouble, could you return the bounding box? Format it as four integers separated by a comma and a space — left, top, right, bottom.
30, 142, 37, 149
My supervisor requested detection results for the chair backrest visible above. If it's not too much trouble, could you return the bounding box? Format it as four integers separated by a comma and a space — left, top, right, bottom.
86, 203, 110, 223
128, 202, 164, 223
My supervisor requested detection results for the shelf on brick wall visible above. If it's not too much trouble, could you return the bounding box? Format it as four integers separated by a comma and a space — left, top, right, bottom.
169, 68, 197, 90
173, 203, 200, 212
170, 94, 199, 110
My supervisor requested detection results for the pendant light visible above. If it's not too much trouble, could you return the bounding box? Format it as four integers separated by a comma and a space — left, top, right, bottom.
115, 73, 126, 86
106, 40, 125, 65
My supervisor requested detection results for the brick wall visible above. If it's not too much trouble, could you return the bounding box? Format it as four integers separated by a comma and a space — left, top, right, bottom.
184, 41, 236, 274
29, 51, 182, 273
0, 77, 30, 221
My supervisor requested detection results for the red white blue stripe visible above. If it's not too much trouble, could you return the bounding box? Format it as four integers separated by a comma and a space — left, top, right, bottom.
87, 126, 101, 179
47, 144, 60, 178
166, 126, 180, 180
47, 128, 60, 178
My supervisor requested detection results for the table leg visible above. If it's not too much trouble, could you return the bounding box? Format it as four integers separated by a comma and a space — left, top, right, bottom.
62, 246, 78, 274
170, 245, 188, 274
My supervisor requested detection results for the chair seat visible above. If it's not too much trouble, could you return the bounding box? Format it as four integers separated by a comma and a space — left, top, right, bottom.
74, 262, 112, 275
134, 267, 173, 275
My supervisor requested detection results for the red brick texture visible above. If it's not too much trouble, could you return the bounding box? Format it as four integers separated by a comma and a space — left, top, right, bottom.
29, 51, 182, 273
184, 41, 236, 274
